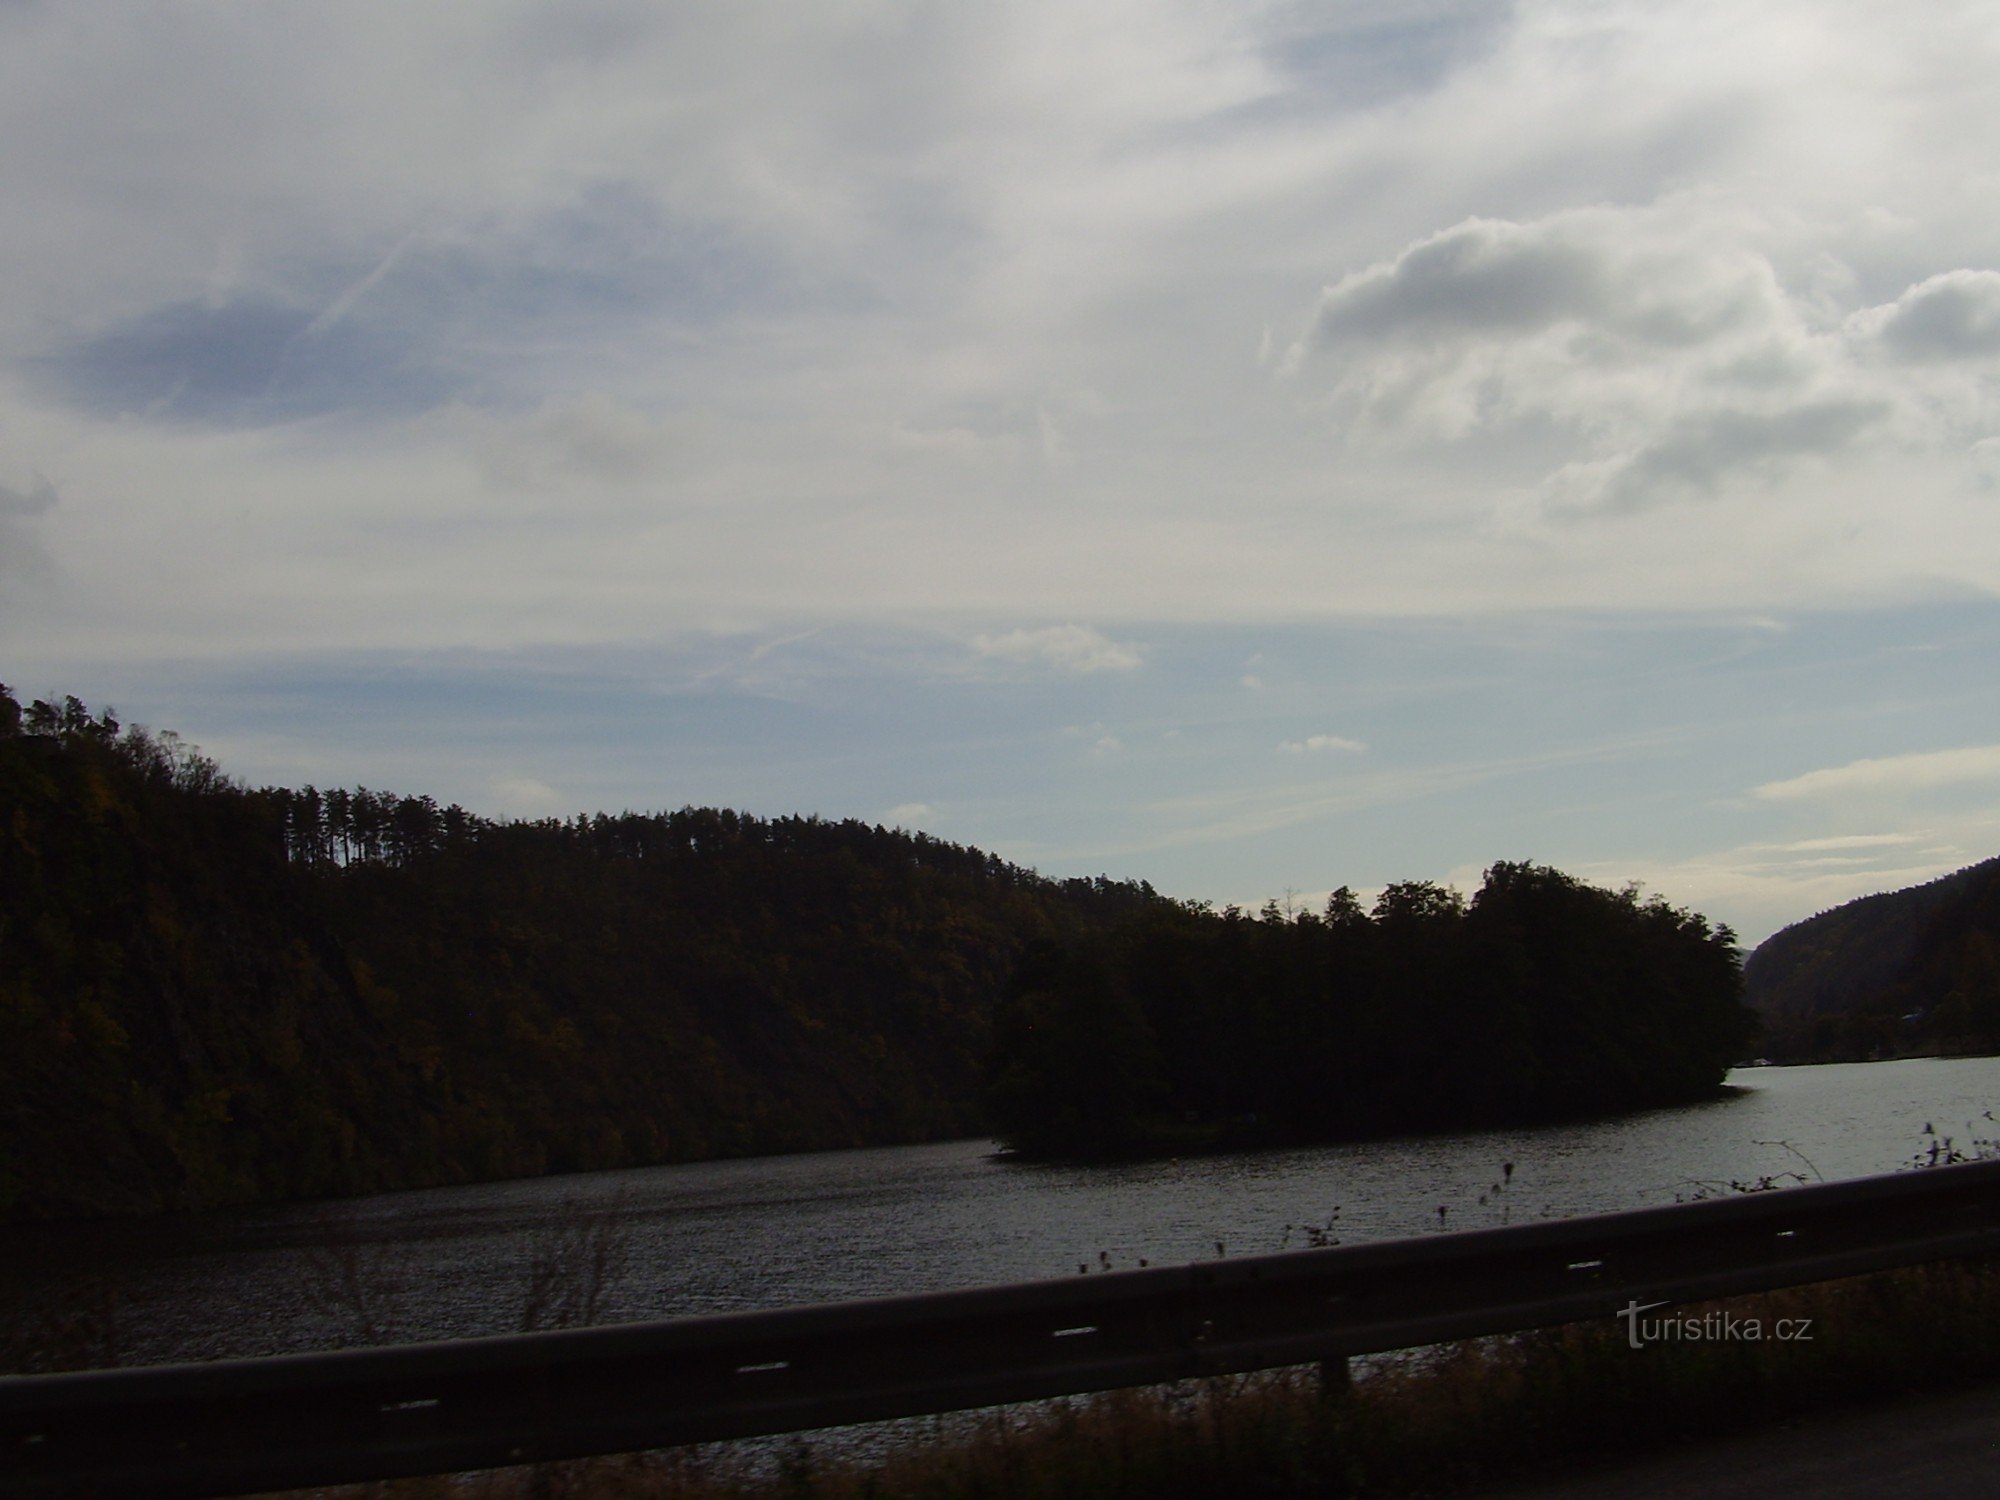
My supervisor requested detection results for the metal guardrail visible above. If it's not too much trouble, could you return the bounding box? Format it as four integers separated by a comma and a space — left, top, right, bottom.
8, 1156, 2000, 1499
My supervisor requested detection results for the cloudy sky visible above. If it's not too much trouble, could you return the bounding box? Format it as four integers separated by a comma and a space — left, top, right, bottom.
6, 0, 2000, 944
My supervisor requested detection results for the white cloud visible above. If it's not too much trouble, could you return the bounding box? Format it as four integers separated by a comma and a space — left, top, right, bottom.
973, 624, 1143, 674
1287, 201, 2000, 519
488, 773, 564, 815
884, 801, 935, 826
1578, 828, 1983, 946
1279, 734, 1366, 755
1752, 745, 2000, 802
1108, 737, 1650, 857
1775, 833, 1926, 853
1062, 722, 1124, 757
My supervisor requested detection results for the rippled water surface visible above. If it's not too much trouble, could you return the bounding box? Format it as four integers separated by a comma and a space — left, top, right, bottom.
7, 1057, 1999, 1367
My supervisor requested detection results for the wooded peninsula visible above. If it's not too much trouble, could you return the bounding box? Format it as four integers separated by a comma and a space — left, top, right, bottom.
0, 689, 1754, 1220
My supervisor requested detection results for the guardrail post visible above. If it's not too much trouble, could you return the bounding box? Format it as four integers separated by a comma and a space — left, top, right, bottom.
1318, 1355, 1352, 1399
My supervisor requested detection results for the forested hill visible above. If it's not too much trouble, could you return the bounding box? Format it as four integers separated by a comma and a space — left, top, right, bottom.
0, 691, 1159, 1219
1744, 857, 2000, 1061
986, 867, 1752, 1158
1, 689, 1757, 1218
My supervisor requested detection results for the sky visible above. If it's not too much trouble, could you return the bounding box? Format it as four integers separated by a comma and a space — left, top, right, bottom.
5, 0, 2000, 946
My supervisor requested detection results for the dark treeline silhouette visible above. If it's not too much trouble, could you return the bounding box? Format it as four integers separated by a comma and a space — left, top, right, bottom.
2, 687, 1755, 1215
0, 689, 1155, 1218
987, 870, 1753, 1158
1745, 856, 2000, 1061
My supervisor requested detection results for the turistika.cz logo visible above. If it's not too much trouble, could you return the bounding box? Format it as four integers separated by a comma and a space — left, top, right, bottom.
1617, 1299, 1814, 1349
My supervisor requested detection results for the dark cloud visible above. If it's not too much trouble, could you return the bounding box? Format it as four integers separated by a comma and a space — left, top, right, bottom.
1875, 271, 2000, 361
1305, 215, 1781, 360
0, 471, 57, 583
27, 181, 801, 428
484, 181, 794, 324
32, 296, 457, 425
0, 471, 56, 518
1308, 219, 1612, 346
1262, 2, 1510, 115
1600, 397, 1890, 511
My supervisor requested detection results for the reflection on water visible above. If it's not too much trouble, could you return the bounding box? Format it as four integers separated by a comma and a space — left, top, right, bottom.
5, 1057, 1999, 1368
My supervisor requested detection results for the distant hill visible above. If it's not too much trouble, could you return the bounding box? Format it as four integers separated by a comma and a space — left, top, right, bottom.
1744, 857, 2000, 1060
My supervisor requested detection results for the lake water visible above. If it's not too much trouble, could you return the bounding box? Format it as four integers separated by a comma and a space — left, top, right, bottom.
6, 1057, 2000, 1371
